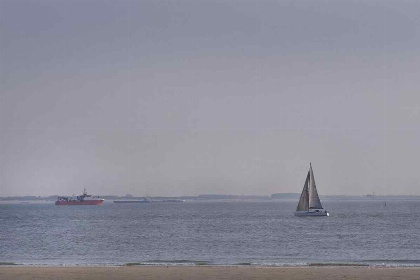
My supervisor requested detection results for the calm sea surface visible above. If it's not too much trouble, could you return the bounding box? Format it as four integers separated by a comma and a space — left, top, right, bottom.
1, 200, 419, 266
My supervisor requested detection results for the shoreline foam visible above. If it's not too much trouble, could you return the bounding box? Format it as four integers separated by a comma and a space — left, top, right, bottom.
3, 261, 420, 268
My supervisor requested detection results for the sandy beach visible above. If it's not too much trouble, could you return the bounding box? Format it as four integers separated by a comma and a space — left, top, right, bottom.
1, 266, 420, 280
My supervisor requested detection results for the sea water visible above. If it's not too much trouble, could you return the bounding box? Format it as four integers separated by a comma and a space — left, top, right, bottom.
1, 199, 419, 267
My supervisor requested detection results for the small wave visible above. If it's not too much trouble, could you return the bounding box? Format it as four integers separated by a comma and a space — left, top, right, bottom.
18, 263, 123, 267
125, 262, 146, 266
234, 262, 252, 266
308, 260, 420, 268
0, 262, 18, 266
363, 259, 420, 267
308, 263, 369, 267
125, 260, 210, 266
251, 262, 308, 267
364, 259, 420, 264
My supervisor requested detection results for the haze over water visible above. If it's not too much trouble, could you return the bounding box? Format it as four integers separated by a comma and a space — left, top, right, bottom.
2, 0, 420, 198
1, 200, 419, 267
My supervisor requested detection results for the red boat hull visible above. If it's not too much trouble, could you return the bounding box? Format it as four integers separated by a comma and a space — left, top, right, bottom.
55, 200, 104, 206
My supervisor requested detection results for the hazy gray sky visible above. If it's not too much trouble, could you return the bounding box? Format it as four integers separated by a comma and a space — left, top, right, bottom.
1, 0, 420, 196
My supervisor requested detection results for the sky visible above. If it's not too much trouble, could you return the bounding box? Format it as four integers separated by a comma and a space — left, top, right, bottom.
1, 0, 420, 197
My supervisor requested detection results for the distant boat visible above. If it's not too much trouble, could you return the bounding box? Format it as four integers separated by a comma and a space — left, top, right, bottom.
113, 197, 153, 203
55, 189, 104, 206
113, 200, 151, 203
113, 197, 185, 203
157, 199, 185, 203
295, 163, 329, 217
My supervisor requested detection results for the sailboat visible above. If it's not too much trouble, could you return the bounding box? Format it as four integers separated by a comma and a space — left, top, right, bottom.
295, 163, 329, 217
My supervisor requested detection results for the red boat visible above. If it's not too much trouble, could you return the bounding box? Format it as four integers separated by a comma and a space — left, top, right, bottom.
55, 189, 104, 205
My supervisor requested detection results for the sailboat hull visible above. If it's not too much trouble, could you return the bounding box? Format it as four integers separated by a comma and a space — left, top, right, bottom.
295, 210, 329, 217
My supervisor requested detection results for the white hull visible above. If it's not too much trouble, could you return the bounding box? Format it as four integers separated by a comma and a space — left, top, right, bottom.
295, 210, 329, 217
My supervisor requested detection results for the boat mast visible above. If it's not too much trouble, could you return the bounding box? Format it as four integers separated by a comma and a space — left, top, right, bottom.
307, 165, 310, 212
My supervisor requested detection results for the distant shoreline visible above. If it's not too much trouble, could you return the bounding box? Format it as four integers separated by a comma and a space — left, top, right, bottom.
1, 193, 419, 202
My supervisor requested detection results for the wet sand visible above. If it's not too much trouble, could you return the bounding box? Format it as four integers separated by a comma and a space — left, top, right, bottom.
1, 266, 420, 280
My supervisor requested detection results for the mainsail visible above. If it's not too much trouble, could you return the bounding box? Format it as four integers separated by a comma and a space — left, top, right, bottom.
296, 163, 323, 212
308, 164, 323, 209
296, 171, 310, 211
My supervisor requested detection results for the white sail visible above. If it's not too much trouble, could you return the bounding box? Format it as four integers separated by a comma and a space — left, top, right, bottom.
308, 164, 323, 209
296, 171, 310, 211
295, 163, 328, 216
